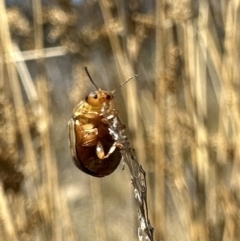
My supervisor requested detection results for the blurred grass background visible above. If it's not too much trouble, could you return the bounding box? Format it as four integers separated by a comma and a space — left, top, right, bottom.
1, 0, 240, 240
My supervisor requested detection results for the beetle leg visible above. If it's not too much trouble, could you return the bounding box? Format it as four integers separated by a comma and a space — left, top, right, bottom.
81, 127, 99, 146
83, 128, 98, 136
96, 141, 122, 159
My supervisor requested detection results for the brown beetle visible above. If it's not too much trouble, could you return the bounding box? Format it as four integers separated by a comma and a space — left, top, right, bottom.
68, 67, 136, 177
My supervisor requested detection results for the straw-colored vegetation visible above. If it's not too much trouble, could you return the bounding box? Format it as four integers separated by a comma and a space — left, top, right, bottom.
1, 0, 240, 240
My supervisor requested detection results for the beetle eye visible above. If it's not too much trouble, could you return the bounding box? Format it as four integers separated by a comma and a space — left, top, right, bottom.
106, 94, 112, 100
90, 92, 98, 99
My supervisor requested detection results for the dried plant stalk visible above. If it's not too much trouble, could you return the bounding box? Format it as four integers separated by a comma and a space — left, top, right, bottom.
0, 184, 18, 241
102, 105, 154, 241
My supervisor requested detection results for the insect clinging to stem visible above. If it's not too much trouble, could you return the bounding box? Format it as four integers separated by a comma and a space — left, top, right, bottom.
68, 67, 137, 177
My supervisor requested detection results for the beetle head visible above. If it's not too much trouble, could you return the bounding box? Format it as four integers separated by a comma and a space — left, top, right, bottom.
84, 67, 137, 106
85, 90, 114, 107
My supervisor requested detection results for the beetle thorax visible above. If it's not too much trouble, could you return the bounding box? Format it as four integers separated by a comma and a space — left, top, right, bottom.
73, 99, 114, 117
84, 101, 112, 113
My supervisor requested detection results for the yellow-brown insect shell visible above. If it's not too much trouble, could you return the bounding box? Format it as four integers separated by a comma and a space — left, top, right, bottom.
68, 89, 122, 177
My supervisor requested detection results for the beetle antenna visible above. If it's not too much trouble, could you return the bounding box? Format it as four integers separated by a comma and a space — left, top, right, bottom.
119, 75, 138, 88
84, 67, 99, 90
112, 75, 138, 93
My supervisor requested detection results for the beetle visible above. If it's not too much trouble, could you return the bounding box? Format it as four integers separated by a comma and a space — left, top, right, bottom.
68, 67, 136, 177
